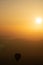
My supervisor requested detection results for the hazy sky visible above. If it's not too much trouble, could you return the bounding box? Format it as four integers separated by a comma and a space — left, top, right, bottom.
0, 0, 43, 40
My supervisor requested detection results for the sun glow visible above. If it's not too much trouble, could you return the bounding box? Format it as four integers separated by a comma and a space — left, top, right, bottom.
36, 17, 42, 24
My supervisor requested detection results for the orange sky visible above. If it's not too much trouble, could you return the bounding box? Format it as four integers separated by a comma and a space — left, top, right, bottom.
0, 25, 43, 41
0, 0, 43, 40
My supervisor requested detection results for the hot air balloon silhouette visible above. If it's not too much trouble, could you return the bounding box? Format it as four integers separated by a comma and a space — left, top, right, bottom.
15, 53, 21, 61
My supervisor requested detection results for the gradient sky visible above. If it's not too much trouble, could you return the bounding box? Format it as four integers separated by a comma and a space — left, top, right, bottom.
0, 0, 43, 40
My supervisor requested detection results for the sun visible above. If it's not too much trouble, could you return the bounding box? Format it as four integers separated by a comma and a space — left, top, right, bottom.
36, 17, 42, 24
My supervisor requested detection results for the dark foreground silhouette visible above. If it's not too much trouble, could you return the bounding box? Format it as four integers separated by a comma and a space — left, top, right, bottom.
15, 53, 21, 61
0, 37, 43, 65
